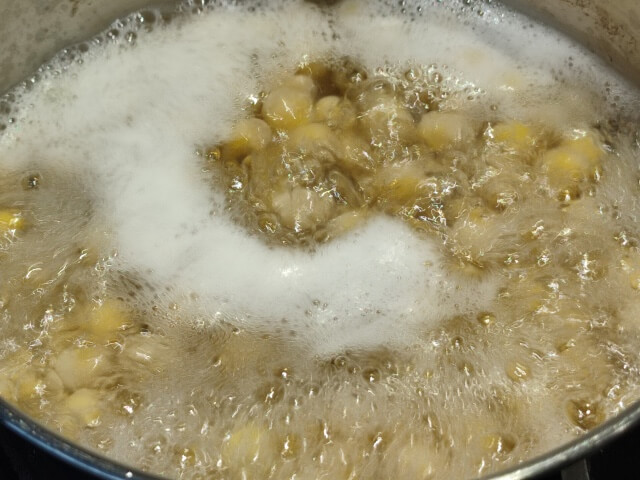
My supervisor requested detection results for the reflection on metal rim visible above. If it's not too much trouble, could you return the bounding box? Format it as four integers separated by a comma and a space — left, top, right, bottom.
482, 400, 640, 480
0, 397, 160, 480
2, 395, 640, 479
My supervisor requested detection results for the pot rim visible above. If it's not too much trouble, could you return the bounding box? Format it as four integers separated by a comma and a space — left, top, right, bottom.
482, 399, 640, 479
0, 397, 161, 480
1, 396, 640, 479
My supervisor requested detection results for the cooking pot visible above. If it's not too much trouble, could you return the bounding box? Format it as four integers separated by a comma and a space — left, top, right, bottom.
0, 1, 639, 479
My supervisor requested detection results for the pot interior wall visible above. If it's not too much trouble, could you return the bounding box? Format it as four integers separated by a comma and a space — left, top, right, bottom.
504, 0, 640, 85
1, 0, 640, 93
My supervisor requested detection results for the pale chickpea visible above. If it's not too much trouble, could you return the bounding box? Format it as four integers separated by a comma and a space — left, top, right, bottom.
393, 439, 440, 478
450, 206, 500, 264
222, 423, 276, 471
476, 173, 521, 210
313, 95, 357, 127
262, 87, 314, 130
417, 111, 474, 150
228, 118, 272, 156
360, 94, 415, 142
323, 210, 367, 240
288, 122, 339, 153
53, 346, 112, 391
314, 95, 341, 122
122, 333, 170, 369
15, 370, 42, 407
282, 74, 317, 96
335, 131, 375, 173
270, 185, 334, 231
62, 388, 102, 427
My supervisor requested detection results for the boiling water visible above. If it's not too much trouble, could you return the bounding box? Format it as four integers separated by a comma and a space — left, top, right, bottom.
0, 0, 640, 479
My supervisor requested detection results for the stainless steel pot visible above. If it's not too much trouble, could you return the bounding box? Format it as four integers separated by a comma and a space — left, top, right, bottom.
0, 1, 639, 479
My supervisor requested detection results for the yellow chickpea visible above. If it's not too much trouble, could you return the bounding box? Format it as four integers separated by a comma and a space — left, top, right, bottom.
63, 388, 102, 427
82, 300, 133, 343
491, 122, 535, 151
0, 209, 25, 234
374, 163, 425, 206
222, 422, 276, 474
542, 132, 603, 200
226, 118, 272, 158
418, 111, 474, 150
262, 87, 314, 130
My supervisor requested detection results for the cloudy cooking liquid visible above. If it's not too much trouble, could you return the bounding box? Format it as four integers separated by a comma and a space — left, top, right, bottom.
0, 0, 639, 479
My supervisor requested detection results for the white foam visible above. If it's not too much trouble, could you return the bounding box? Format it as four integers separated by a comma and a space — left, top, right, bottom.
0, 0, 637, 354
0, 0, 496, 352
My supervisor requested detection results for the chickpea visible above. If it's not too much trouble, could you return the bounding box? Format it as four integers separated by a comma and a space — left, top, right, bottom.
226, 118, 272, 158
418, 111, 474, 150
288, 122, 339, 153
322, 210, 366, 240
542, 148, 596, 199
360, 95, 415, 142
565, 129, 604, 163
262, 87, 314, 130
15, 370, 42, 407
222, 423, 276, 471
83, 300, 133, 343
393, 439, 440, 478
270, 185, 334, 232
123, 333, 170, 369
374, 163, 425, 207
335, 131, 375, 173
541, 129, 603, 199
450, 206, 500, 265
0, 209, 24, 233
282, 74, 317, 97
491, 122, 535, 151
62, 388, 102, 427
314, 95, 340, 122
476, 173, 520, 210
53, 346, 112, 391
314, 95, 356, 127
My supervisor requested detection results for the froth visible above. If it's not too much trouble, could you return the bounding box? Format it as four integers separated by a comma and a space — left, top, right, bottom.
0, 0, 637, 355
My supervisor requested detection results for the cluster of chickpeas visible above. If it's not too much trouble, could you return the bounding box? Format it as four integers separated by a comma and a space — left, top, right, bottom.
203, 58, 640, 455
0, 175, 168, 441
3, 59, 640, 480
209, 58, 605, 265
0, 289, 171, 440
